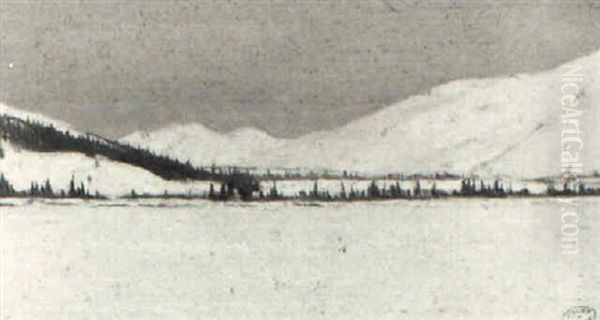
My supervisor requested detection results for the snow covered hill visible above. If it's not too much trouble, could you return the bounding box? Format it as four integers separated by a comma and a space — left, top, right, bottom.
0, 105, 216, 197
123, 51, 600, 179
0, 141, 211, 197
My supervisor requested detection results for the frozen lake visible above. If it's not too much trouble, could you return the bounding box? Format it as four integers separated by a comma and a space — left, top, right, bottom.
1, 198, 599, 320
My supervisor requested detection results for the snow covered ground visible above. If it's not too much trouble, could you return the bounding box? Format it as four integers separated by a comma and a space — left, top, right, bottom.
2, 198, 598, 320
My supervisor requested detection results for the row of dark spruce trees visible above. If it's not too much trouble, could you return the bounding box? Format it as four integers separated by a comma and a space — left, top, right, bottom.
2, 173, 600, 202
1, 171, 600, 203
0, 174, 105, 199
131, 178, 600, 201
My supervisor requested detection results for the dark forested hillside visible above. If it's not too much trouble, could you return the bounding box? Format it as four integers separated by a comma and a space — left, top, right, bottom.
0, 115, 219, 181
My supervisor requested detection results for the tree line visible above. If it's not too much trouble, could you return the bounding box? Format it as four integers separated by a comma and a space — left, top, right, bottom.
0, 174, 103, 199
3, 173, 600, 201
197, 178, 600, 202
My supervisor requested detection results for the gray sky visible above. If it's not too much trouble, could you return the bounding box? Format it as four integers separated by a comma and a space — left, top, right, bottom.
1, 0, 599, 138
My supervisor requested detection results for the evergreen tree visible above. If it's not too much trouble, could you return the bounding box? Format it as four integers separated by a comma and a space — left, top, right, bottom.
80, 182, 86, 197
311, 181, 319, 198
30, 182, 40, 196
227, 181, 235, 198
340, 182, 347, 200
547, 184, 557, 196
269, 182, 279, 199
563, 182, 571, 195
578, 183, 586, 195
209, 183, 215, 199
413, 180, 421, 197
0, 174, 14, 196
349, 186, 357, 199
219, 183, 228, 200
368, 181, 380, 198
69, 176, 76, 197
44, 179, 53, 197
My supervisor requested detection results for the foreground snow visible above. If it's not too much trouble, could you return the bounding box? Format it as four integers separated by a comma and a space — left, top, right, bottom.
2, 198, 598, 319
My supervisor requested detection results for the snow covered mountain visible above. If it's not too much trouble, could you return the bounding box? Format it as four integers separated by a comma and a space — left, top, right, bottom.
123, 51, 600, 179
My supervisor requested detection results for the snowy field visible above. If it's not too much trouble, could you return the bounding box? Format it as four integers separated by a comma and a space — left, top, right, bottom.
1, 198, 599, 320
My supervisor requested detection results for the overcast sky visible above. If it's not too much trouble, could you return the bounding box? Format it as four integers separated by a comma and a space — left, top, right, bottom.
1, 0, 599, 138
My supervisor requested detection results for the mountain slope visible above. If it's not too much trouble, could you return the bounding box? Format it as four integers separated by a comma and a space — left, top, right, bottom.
124, 50, 600, 179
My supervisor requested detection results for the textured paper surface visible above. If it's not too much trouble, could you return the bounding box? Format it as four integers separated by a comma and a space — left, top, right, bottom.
1, 1, 599, 319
